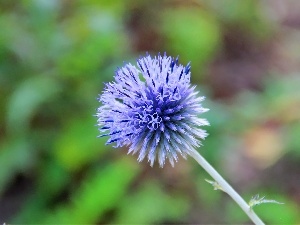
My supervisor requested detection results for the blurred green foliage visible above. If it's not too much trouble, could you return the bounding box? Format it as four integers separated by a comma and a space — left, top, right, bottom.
0, 0, 299, 224
160, 7, 221, 75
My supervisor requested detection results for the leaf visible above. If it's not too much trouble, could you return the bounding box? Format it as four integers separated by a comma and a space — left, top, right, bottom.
40, 157, 140, 224
54, 116, 106, 171
205, 179, 224, 191
249, 194, 284, 210
114, 181, 190, 224
6, 76, 60, 134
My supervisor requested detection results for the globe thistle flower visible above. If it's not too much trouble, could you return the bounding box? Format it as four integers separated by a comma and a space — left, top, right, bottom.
96, 53, 209, 167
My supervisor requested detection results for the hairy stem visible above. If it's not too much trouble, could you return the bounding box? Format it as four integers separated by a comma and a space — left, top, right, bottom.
189, 149, 264, 225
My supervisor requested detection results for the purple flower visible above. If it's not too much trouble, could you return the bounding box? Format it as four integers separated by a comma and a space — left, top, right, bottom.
97, 53, 209, 167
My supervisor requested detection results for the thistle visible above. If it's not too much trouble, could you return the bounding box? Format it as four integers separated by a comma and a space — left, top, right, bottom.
97, 53, 209, 167
96, 53, 267, 225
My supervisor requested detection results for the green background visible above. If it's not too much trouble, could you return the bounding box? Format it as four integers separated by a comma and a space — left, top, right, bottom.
0, 0, 300, 224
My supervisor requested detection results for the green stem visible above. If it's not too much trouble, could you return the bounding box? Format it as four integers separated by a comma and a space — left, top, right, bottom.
189, 149, 264, 225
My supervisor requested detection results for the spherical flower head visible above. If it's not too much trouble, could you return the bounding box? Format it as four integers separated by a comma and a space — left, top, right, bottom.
97, 53, 209, 167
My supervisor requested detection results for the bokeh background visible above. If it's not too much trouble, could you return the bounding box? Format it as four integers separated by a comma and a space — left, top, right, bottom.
0, 0, 300, 224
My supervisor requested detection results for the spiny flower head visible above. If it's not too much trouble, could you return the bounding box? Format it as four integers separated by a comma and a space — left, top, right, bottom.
97, 53, 209, 167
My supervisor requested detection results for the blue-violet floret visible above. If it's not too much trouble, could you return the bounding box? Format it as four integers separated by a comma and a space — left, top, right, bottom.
97, 53, 209, 167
